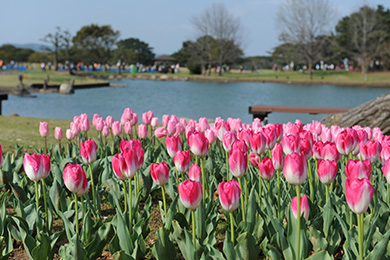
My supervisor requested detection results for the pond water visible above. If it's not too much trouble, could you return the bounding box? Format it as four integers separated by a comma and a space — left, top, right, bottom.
3, 79, 389, 124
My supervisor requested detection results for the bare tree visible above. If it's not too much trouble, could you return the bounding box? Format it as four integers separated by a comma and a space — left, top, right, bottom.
276, 0, 335, 79
41, 26, 63, 71
191, 3, 244, 75
349, 6, 385, 81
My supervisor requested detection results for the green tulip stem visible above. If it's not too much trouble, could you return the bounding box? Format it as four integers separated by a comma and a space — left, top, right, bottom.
34, 181, 40, 213
258, 173, 262, 209
326, 184, 329, 202
128, 179, 133, 235
88, 164, 97, 212
81, 197, 86, 241
195, 156, 198, 166
230, 212, 235, 244
387, 182, 390, 205
238, 177, 246, 226
358, 213, 364, 260
122, 181, 128, 213
41, 179, 48, 226
307, 159, 314, 202
74, 194, 79, 236
192, 209, 196, 247
200, 157, 206, 202
245, 175, 248, 208
226, 151, 229, 181
135, 171, 140, 195
44, 137, 47, 155
161, 185, 167, 222
176, 169, 180, 190
295, 185, 301, 260
58, 141, 62, 155
277, 170, 281, 219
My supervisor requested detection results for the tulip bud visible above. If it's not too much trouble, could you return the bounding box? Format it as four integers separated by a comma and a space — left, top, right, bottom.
112, 153, 128, 181
178, 179, 202, 210
23, 153, 51, 181
382, 159, 390, 183
162, 115, 170, 127
105, 116, 114, 128
40, 122, 49, 137
359, 140, 382, 163
229, 148, 248, 178
345, 178, 374, 214
151, 162, 169, 186
142, 111, 153, 125
291, 194, 310, 221
282, 134, 300, 155
251, 131, 266, 155
130, 113, 138, 126
283, 152, 308, 185
63, 163, 88, 196
138, 124, 147, 139
102, 126, 110, 137
249, 152, 259, 167
188, 164, 201, 182
258, 157, 275, 181
112, 121, 122, 136
80, 139, 97, 164
336, 130, 354, 155
155, 127, 167, 138
95, 117, 104, 132
188, 131, 209, 158
317, 159, 337, 185
218, 179, 241, 212
345, 159, 371, 180
54, 127, 63, 140
205, 129, 216, 145
272, 143, 284, 171
66, 129, 75, 140
173, 150, 191, 173
166, 135, 182, 158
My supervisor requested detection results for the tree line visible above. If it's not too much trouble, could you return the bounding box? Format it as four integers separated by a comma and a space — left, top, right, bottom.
0, 2, 389, 78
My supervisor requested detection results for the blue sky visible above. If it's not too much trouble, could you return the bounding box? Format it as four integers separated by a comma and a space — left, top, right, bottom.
1, 0, 389, 57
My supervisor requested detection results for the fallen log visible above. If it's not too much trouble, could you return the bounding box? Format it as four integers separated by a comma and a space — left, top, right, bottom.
321, 92, 390, 135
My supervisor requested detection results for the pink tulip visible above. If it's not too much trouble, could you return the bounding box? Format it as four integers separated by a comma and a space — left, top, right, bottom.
105, 116, 114, 128
382, 159, 390, 183
272, 143, 284, 171
283, 152, 308, 185
112, 121, 122, 136
380, 143, 390, 164
155, 127, 167, 138
321, 141, 340, 161
175, 123, 185, 136
252, 118, 262, 133
173, 150, 191, 173
39, 122, 49, 137
70, 122, 80, 136
121, 108, 133, 125
130, 113, 138, 126
312, 141, 324, 160
205, 129, 216, 145
299, 131, 314, 146
66, 129, 75, 140
229, 148, 248, 178
178, 179, 202, 210
356, 129, 368, 144
80, 116, 90, 132
54, 127, 63, 140
63, 163, 88, 196
162, 115, 170, 127
151, 117, 159, 128
291, 194, 310, 221
102, 126, 109, 137
95, 117, 104, 132
179, 118, 187, 127
237, 129, 252, 148
231, 140, 248, 153
249, 152, 259, 167
166, 135, 182, 158
345, 177, 374, 214
321, 127, 332, 142
151, 162, 169, 186
373, 127, 383, 142
199, 117, 210, 132
122, 149, 139, 179
124, 121, 133, 135
223, 131, 236, 152
215, 120, 230, 141
359, 140, 382, 163
299, 138, 312, 160
111, 153, 128, 181
188, 164, 201, 182
80, 139, 97, 164
364, 127, 372, 140
185, 125, 195, 139
23, 153, 51, 181
142, 111, 154, 125
229, 118, 242, 133
336, 130, 354, 155
263, 126, 277, 150
250, 131, 266, 155
188, 131, 209, 158
258, 157, 275, 181
92, 113, 100, 127
317, 159, 337, 185
345, 159, 371, 180
120, 140, 144, 170
282, 134, 300, 155
138, 124, 147, 139
167, 120, 177, 135
218, 179, 241, 212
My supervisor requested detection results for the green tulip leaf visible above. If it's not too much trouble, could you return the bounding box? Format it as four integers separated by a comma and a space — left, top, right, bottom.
305, 250, 333, 260
152, 227, 177, 260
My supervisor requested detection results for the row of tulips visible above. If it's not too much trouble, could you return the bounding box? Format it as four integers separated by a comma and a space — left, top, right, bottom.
1, 108, 390, 260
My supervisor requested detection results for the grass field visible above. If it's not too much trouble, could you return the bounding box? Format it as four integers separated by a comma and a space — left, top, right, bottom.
1, 68, 390, 91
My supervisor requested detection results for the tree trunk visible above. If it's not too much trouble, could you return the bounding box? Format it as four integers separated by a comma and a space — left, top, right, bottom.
308, 59, 313, 80
321, 92, 390, 135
